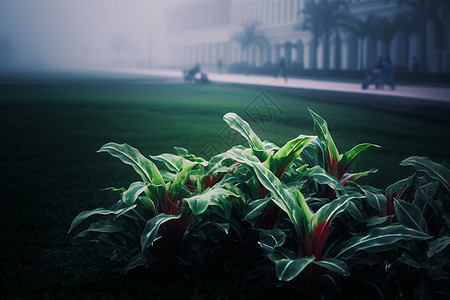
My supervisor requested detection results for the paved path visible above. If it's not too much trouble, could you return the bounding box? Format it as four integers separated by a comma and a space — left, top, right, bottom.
100, 67, 450, 120
115, 68, 450, 103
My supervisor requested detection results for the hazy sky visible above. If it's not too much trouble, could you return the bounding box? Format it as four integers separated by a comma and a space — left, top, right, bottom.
0, 0, 186, 70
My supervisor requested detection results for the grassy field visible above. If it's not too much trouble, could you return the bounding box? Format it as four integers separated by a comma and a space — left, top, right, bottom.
1, 82, 449, 299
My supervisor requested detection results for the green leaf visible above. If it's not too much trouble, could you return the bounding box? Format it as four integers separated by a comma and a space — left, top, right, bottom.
394, 199, 428, 233
243, 197, 272, 220
122, 181, 149, 206
75, 220, 124, 239
98, 142, 164, 186
427, 236, 450, 258
308, 109, 340, 170
340, 168, 378, 185
271, 135, 315, 177
150, 153, 191, 173
124, 252, 154, 273
336, 225, 431, 260
275, 256, 315, 281
400, 156, 450, 192
338, 144, 380, 176
313, 258, 349, 276
258, 227, 286, 250
68, 205, 137, 233
223, 112, 268, 161
100, 186, 126, 193
297, 165, 345, 193
225, 147, 304, 229
385, 174, 416, 200
138, 196, 156, 212
174, 146, 206, 162
364, 185, 387, 212
185, 187, 240, 215
141, 213, 181, 251
310, 193, 357, 231
168, 162, 200, 196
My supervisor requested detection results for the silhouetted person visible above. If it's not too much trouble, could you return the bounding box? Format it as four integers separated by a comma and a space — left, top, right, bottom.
275, 58, 287, 82
362, 56, 383, 90
184, 63, 201, 82
382, 56, 395, 90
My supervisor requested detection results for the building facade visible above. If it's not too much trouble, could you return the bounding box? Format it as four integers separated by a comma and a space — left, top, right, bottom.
166, 0, 450, 73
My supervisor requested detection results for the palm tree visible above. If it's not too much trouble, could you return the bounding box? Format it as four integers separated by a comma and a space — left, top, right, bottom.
386, 0, 448, 72
372, 16, 399, 57
343, 15, 378, 70
296, 0, 349, 71
232, 22, 268, 66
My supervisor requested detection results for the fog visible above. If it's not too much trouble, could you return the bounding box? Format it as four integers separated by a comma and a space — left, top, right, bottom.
0, 0, 185, 71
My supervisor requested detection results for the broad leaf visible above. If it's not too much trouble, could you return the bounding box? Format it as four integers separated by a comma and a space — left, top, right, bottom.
174, 146, 206, 162
340, 168, 378, 185
243, 196, 272, 220
427, 236, 450, 258
168, 162, 200, 197
98, 143, 164, 186
68, 205, 137, 233
313, 258, 349, 276
150, 153, 191, 173
258, 227, 286, 250
308, 109, 340, 173
185, 187, 240, 215
338, 143, 379, 176
141, 213, 181, 251
75, 220, 124, 239
296, 165, 345, 194
223, 112, 268, 161
394, 198, 428, 233
385, 174, 416, 200
337, 225, 431, 260
124, 252, 154, 273
122, 181, 149, 206
271, 135, 315, 178
138, 196, 156, 212
275, 256, 315, 281
400, 156, 450, 192
226, 147, 305, 229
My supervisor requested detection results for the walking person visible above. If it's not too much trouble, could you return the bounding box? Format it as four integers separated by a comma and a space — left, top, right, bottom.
382, 56, 395, 90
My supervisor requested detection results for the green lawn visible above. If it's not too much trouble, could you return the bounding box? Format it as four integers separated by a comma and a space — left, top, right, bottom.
1, 83, 449, 299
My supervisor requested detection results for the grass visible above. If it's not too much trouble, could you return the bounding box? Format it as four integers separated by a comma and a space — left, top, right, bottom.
1, 82, 449, 299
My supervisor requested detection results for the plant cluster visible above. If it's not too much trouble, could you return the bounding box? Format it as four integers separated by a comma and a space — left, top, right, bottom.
69, 109, 450, 298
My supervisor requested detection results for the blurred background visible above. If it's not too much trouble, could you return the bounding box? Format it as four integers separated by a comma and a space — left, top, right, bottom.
1, 0, 449, 80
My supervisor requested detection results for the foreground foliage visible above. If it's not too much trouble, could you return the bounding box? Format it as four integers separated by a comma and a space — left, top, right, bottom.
70, 109, 450, 298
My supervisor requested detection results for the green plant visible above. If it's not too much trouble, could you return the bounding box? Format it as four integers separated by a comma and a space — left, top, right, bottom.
69, 143, 238, 272
69, 109, 449, 298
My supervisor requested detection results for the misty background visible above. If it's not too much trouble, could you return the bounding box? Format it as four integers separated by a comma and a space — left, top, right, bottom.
0, 0, 185, 71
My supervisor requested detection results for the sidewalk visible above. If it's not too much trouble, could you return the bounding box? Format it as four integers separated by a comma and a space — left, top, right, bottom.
118, 68, 450, 103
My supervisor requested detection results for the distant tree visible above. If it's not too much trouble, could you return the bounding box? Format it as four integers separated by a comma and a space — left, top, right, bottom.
386, 0, 449, 72
232, 22, 268, 66
343, 15, 378, 70
296, 0, 349, 71
371, 16, 400, 57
